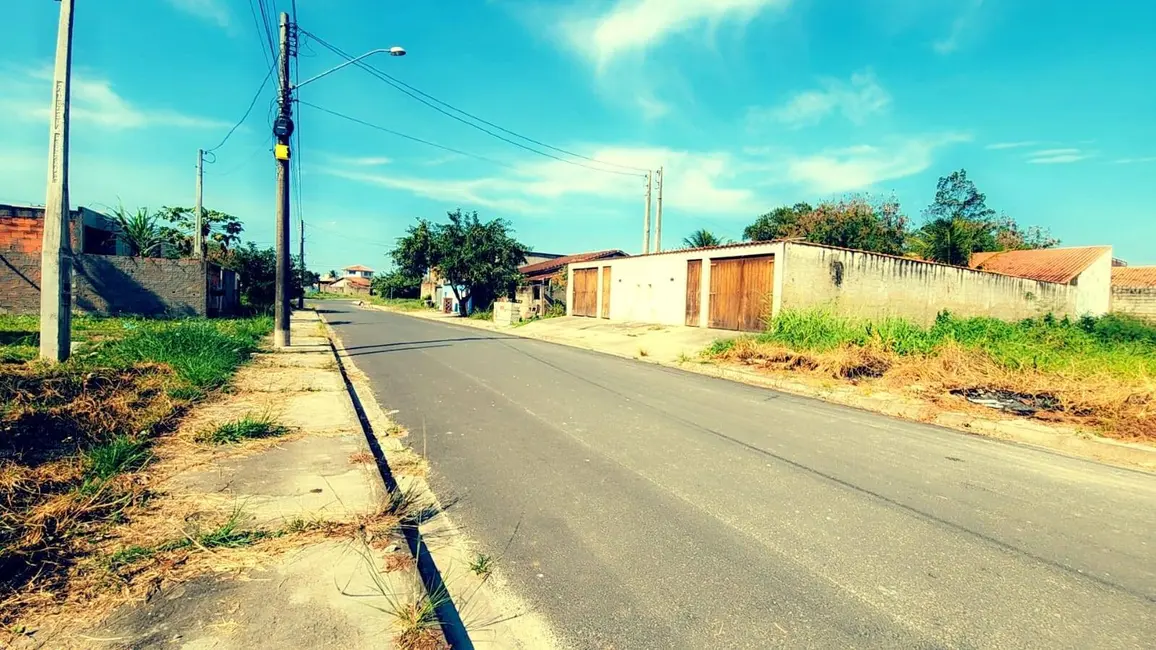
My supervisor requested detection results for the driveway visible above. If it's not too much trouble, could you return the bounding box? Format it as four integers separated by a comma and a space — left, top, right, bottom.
321, 301, 1156, 649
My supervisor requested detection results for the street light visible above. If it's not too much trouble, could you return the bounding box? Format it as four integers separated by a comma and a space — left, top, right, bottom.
294, 46, 407, 90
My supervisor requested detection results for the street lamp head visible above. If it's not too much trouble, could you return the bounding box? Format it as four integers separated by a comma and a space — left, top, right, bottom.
389, 46, 407, 57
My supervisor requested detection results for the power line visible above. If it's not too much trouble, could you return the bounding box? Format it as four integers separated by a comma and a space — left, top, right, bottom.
300, 30, 645, 179
254, 0, 278, 63
205, 61, 277, 153
298, 100, 518, 170
246, 0, 274, 67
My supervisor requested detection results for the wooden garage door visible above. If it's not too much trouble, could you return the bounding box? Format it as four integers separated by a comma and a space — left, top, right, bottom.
601, 267, 612, 319
685, 259, 702, 326
708, 255, 774, 331
572, 268, 598, 317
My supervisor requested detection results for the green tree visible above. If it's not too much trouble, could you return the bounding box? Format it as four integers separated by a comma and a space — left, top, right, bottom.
743, 197, 908, 255
371, 270, 421, 299
224, 243, 306, 310
391, 209, 529, 316
682, 229, 727, 248
109, 203, 164, 257
326, 269, 337, 279
743, 202, 813, 241
156, 206, 245, 258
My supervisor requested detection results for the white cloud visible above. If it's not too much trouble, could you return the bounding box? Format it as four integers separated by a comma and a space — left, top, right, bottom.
1025, 148, 1092, 164
0, 67, 230, 131
786, 134, 971, 193
331, 155, 393, 167
1112, 156, 1156, 164
934, 0, 984, 54
637, 95, 673, 120
165, 0, 231, 29
564, 0, 792, 69
985, 141, 1039, 150
750, 70, 891, 129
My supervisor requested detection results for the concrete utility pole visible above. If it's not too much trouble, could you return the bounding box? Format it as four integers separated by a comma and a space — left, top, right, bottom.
297, 217, 305, 309
655, 166, 664, 253
642, 171, 652, 255
194, 148, 204, 258
273, 11, 294, 347
39, 0, 75, 362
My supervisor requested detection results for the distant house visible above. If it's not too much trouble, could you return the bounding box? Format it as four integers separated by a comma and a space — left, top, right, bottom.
317, 273, 338, 292
331, 275, 372, 295
514, 249, 627, 319
343, 264, 374, 279
969, 246, 1113, 316
1110, 265, 1156, 321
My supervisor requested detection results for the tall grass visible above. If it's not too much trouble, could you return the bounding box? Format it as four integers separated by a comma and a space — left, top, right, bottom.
743, 310, 1156, 379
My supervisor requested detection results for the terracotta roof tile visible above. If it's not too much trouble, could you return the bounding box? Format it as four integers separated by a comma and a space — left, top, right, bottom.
519, 249, 627, 279
1112, 266, 1156, 288
968, 246, 1111, 284
343, 264, 375, 272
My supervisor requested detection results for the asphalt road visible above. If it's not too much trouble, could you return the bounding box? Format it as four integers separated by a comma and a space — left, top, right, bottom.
322, 302, 1156, 649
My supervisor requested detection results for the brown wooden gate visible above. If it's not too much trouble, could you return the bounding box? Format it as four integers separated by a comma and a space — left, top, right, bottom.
708, 255, 774, 331
685, 259, 702, 326
600, 267, 612, 318
572, 268, 598, 317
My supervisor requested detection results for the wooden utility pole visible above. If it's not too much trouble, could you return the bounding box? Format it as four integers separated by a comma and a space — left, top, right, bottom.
39, 0, 75, 362
273, 11, 294, 347
655, 166, 664, 253
194, 148, 204, 258
642, 171, 652, 255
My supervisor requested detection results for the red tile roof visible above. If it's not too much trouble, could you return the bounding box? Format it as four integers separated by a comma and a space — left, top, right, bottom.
968, 246, 1111, 284
519, 249, 627, 280
338, 276, 371, 287
343, 264, 375, 272
1112, 266, 1156, 288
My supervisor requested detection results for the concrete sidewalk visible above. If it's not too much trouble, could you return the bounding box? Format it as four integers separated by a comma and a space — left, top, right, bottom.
33, 311, 438, 650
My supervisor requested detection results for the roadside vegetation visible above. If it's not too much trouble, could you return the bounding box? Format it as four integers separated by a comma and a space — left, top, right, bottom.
706, 309, 1156, 441
0, 314, 271, 625
369, 296, 429, 312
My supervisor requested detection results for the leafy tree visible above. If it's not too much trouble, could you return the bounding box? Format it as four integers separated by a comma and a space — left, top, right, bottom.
156, 206, 244, 258
743, 202, 814, 241
391, 209, 529, 316
744, 197, 908, 255
326, 269, 337, 279
222, 243, 306, 310
371, 270, 421, 299
914, 169, 1057, 264
109, 203, 164, 257
682, 229, 727, 248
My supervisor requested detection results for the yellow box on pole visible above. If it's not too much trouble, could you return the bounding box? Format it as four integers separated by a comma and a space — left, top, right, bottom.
274, 143, 291, 160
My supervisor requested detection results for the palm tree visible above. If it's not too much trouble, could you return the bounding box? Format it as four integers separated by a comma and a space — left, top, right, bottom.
910, 218, 985, 266
682, 229, 727, 248
110, 203, 163, 257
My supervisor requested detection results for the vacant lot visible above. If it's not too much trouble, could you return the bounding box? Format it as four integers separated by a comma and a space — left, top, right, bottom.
0, 315, 271, 625
706, 310, 1156, 442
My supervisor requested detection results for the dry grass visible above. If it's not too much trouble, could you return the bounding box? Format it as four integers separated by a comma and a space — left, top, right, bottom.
712, 337, 1156, 442
349, 451, 376, 464
383, 552, 417, 573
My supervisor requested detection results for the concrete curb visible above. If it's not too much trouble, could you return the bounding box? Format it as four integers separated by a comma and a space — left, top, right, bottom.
370, 304, 1156, 474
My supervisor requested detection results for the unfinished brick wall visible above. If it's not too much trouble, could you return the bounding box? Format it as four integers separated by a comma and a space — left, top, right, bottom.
0, 209, 83, 253
0, 252, 208, 317
1112, 287, 1156, 322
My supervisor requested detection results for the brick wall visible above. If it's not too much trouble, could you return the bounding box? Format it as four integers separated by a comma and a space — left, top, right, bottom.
0, 209, 83, 253
0, 252, 208, 317
1111, 287, 1156, 322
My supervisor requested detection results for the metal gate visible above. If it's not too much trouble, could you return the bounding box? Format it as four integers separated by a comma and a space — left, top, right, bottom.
708, 255, 774, 331
572, 268, 598, 317
685, 259, 702, 326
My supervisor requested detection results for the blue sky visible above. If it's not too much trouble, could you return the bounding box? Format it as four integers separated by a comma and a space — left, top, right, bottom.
2, 0, 1154, 272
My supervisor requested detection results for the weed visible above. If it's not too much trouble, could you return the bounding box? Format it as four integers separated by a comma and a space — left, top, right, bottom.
84, 436, 151, 481
349, 451, 376, 464
468, 308, 493, 321
106, 545, 155, 569
383, 552, 417, 573
676, 352, 692, 363
638, 348, 649, 357
368, 297, 428, 312
199, 414, 289, 445
386, 423, 409, 438
469, 552, 494, 577
190, 508, 270, 549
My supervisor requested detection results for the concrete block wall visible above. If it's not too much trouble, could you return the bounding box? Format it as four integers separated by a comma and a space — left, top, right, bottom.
780, 243, 1077, 325
1111, 287, 1156, 321
0, 252, 209, 317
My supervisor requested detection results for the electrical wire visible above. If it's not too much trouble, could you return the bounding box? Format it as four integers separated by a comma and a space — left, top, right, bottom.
205, 62, 277, 153
247, 0, 274, 68
255, 0, 278, 64
298, 100, 518, 170
299, 29, 646, 179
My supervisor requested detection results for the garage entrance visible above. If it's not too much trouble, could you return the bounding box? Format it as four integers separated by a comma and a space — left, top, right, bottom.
708, 255, 774, 331
572, 268, 598, 317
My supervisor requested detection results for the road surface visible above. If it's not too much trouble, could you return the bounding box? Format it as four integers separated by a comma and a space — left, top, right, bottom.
323, 302, 1156, 649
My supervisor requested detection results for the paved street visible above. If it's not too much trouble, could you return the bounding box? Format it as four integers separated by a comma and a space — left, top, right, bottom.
323, 302, 1156, 649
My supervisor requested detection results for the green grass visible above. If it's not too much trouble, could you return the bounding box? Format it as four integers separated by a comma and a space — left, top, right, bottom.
715, 309, 1156, 379
468, 308, 493, 321
106, 545, 155, 569
84, 435, 151, 481
367, 296, 428, 311
469, 552, 494, 576
199, 414, 290, 444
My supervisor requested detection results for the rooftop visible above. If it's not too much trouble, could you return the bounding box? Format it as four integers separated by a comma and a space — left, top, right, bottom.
1112, 266, 1156, 288
343, 264, 375, 272
969, 246, 1112, 284
519, 249, 627, 280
